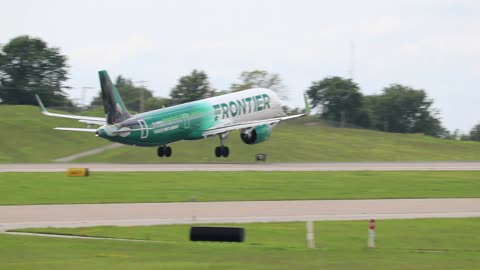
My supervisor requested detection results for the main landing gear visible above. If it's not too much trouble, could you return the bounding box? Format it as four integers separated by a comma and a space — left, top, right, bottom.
215, 132, 230, 158
157, 145, 172, 157
215, 146, 230, 158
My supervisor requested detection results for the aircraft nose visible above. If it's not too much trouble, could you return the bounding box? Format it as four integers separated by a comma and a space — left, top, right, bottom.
96, 127, 106, 137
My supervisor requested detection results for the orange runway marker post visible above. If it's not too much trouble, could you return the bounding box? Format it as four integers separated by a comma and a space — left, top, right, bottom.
368, 219, 376, 248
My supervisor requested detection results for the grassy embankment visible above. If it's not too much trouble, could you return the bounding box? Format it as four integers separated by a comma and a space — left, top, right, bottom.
2, 105, 480, 163
79, 120, 480, 162
0, 105, 108, 163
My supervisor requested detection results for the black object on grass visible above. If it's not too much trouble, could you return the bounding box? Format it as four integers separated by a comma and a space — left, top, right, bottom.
190, 226, 245, 242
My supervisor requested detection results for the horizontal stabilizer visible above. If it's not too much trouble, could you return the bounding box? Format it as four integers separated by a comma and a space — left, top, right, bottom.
54, 127, 98, 132
78, 120, 106, 126
35, 94, 106, 124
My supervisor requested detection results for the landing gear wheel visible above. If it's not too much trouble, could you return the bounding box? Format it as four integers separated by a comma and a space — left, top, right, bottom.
158, 146, 172, 158
165, 146, 172, 157
222, 146, 230, 158
157, 146, 164, 157
215, 132, 231, 158
215, 146, 222, 157
215, 146, 230, 158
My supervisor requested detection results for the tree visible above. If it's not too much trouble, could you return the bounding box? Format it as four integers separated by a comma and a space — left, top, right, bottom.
469, 123, 480, 141
0, 35, 71, 106
306, 76, 366, 126
90, 75, 164, 112
230, 70, 287, 100
144, 96, 171, 111
368, 84, 445, 136
170, 70, 214, 105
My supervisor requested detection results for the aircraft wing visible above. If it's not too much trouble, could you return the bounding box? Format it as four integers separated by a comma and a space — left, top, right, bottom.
35, 94, 106, 126
202, 93, 310, 137
202, 113, 305, 137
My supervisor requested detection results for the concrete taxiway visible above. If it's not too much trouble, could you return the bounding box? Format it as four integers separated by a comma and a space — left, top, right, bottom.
2, 162, 480, 172
1, 198, 479, 231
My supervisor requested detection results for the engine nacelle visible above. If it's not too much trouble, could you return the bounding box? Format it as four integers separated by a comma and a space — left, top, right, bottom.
240, 124, 272, 145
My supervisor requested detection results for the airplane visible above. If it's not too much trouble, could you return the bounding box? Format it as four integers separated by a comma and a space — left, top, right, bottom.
36, 70, 309, 158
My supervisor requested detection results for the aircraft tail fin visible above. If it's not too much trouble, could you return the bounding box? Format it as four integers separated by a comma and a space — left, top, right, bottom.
98, 70, 131, 124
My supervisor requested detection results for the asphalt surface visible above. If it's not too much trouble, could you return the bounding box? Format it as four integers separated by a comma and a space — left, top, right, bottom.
1, 199, 480, 231
2, 162, 480, 172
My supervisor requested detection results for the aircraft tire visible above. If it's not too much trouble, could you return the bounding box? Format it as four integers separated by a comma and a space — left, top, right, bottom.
222, 146, 230, 158
165, 146, 172, 157
215, 146, 222, 157
157, 146, 164, 157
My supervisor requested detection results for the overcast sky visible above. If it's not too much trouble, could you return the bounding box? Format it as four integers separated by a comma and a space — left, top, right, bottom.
2, 0, 479, 132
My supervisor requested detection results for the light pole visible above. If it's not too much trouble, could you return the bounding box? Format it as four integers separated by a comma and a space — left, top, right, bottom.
135, 80, 148, 113
81, 86, 94, 108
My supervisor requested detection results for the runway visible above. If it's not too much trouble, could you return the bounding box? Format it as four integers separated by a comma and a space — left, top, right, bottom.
2, 162, 480, 172
1, 199, 480, 231
2, 163, 479, 232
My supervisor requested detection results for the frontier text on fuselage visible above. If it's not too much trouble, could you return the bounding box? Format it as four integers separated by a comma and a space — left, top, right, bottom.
213, 94, 270, 120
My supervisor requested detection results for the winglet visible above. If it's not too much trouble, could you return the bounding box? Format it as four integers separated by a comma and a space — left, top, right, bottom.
35, 94, 47, 113
304, 93, 311, 115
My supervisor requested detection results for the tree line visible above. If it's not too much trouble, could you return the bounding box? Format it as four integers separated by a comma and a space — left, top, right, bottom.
1, 35, 479, 140
306, 77, 446, 137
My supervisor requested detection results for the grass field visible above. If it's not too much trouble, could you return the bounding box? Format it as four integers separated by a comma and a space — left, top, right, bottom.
5, 218, 480, 269
1, 171, 480, 205
3, 105, 480, 163
0, 105, 108, 163
78, 122, 480, 163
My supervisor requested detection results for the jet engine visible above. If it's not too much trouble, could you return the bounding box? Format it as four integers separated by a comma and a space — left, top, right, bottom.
240, 124, 272, 145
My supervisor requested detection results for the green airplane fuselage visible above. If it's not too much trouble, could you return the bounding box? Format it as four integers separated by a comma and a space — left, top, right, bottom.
35, 70, 306, 158
97, 88, 283, 146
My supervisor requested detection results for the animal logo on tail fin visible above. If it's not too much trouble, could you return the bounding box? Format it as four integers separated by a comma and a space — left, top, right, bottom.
99, 70, 131, 124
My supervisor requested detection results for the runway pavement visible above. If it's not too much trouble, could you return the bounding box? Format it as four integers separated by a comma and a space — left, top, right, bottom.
1, 199, 480, 231
2, 162, 480, 172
